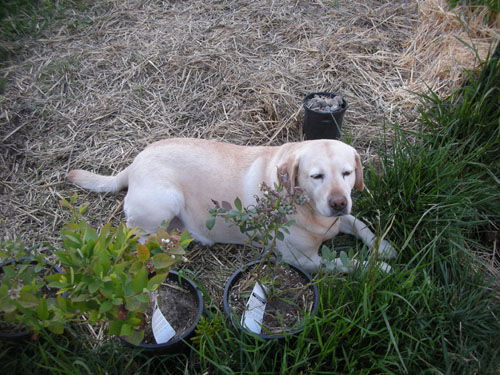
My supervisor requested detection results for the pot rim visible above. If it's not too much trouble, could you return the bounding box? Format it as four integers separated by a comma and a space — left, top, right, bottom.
120, 270, 204, 351
303, 91, 348, 113
223, 259, 319, 340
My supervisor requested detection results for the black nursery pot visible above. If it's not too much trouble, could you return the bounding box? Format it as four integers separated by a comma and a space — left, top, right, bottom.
0, 258, 63, 341
223, 260, 319, 340
120, 271, 203, 354
303, 92, 348, 140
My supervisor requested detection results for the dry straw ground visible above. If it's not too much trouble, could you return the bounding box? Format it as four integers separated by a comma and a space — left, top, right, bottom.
1, 0, 498, 301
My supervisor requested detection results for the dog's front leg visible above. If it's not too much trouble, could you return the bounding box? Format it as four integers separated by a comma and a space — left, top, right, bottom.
331, 258, 392, 273
339, 215, 397, 259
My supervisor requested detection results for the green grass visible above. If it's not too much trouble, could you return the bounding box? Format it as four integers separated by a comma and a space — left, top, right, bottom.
0, 0, 94, 67
448, 0, 500, 12
0, 326, 192, 374
0, 0, 91, 39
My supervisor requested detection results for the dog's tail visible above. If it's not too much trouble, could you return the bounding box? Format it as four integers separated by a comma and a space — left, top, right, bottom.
67, 167, 129, 193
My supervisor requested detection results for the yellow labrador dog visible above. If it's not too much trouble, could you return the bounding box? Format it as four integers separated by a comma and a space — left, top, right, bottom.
67, 138, 396, 273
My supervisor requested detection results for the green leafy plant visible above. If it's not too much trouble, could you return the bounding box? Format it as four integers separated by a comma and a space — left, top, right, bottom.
0, 239, 68, 337
208, 169, 309, 253
46, 195, 193, 346
207, 169, 312, 301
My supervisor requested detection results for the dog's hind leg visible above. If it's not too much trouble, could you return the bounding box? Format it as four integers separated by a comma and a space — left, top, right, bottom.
123, 186, 184, 235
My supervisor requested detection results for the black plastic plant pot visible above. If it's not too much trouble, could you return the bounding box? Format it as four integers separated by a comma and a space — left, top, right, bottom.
0, 258, 63, 341
120, 271, 203, 354
303, 92, 348, 140
223, 260, 319, 340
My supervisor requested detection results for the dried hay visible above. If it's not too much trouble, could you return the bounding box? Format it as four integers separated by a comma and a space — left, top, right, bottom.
396, 0, 500, 104
0, 0, 497, 305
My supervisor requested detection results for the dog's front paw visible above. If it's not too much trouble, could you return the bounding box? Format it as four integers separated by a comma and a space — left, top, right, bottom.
375, 240, 397, 259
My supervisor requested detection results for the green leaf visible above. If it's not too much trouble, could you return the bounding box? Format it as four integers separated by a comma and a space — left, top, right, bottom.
57, 295, 67, 310
125, 296, 146, 313
276, 230, 285, 241
0, 284, 8, 297
206, 216, 216, 231
111, 262, 126, 276
100, 282, 114, 298
92, 262, 104, 278
0, 295, 16, 314
179, 231, 194, 248
70, 293, 91, 302
98, 300, 113, 314
124, 329, 144, 346
137, 244, 150, 262
36, 297, 49, 320
17, 292, 39, 309
133, 294, 150, 304
325, 262, 336, 271
131, 265, 148, 294
340, 251, 350, 268
89, 280, 102, 294
234, 197, 242, 211
147, 273, 167, 291
120, 323, 133, 337
89, 311, 100, 322
47, 321, 65, 335
108, 320, 123, 335
151, 253, 175, 269
168, 245, 186, 255
321, 245, 329, 258
321, 245, 335, 261
128, 261, 143, 274
46, 273, 68, 288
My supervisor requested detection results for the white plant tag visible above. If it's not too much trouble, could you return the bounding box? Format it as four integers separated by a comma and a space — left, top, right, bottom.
241, 282, 268, 334
151, 291, 176, 344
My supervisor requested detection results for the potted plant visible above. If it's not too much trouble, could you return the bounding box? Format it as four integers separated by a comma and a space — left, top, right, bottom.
119, 270, 203, 353
302, 92, 348, 140
0, 240, 68, 341
207, 171, 319, 339
47, 195, 203, 351
222, 259, 318, 339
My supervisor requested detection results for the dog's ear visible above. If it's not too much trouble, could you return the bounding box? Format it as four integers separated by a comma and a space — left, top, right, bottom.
277, 156, 299, 194
354, 153, 364, 191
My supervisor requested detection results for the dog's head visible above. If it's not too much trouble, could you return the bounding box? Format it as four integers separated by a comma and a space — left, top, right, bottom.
278, 140, 363, 217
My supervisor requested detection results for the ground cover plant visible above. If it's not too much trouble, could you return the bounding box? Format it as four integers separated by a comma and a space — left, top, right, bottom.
0, 0, 499, 374
0, 239, 69, 337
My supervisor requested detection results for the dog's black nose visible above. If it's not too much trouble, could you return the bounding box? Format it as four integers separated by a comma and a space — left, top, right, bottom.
329, 195, 347, 211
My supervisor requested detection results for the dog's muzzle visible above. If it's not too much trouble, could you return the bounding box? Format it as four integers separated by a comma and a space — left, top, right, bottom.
328, 194, 349, 217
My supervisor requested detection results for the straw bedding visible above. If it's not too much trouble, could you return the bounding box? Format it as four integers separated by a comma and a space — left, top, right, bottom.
0, 0, 498, 302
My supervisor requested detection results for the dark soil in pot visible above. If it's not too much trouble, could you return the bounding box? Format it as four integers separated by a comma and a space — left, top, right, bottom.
121, 271, 203, 353
224, 261, 318, 338
142, 275, 199, 344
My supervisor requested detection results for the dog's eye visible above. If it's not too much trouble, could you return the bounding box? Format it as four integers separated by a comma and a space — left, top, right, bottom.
342, 171, 352, 177
311, 174, 324, 180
